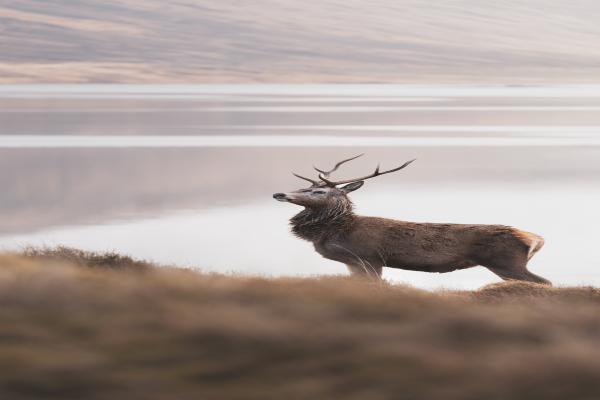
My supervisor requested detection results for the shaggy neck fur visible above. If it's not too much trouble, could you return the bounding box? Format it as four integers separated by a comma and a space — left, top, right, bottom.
290, 197, 355, 242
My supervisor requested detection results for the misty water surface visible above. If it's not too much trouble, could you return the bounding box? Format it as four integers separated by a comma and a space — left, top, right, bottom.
1, 85, 599, 289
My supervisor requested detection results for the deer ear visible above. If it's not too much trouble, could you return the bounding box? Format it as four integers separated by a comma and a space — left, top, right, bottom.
340, 181, 364, 193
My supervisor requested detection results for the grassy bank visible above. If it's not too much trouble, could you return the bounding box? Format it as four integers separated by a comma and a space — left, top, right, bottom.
1, 247, 599, 399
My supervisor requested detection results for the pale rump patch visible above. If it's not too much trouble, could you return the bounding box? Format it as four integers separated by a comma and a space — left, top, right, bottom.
514, 230, 545, 260
528, 238, 540, 258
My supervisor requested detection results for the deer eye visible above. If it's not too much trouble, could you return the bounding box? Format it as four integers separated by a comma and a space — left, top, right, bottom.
313, 190, 326, 195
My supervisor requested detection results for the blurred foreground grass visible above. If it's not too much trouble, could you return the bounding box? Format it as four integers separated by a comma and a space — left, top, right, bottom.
1, 247, 599, 399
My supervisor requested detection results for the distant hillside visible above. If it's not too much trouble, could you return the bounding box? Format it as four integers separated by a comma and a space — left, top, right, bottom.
1, 0, 600, 83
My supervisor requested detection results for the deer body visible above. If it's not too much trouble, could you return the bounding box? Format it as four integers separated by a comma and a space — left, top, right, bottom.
274, 155, 549, 285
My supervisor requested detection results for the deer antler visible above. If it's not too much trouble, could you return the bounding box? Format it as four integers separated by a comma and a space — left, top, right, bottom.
318, 159, 416, 187
313, 154, 364, 178
292, 173, 320, 187
293, 154, 363, 187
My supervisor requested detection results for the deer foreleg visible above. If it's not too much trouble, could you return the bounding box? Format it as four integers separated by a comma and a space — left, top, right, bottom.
346, 263, 382, 279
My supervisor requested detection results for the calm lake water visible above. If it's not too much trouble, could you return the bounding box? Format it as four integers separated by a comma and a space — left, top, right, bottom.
1, 84, 600, 289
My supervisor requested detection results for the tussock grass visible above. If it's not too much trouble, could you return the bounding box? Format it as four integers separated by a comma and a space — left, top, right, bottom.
21, 246, 154, 271
1, 247, 599, 399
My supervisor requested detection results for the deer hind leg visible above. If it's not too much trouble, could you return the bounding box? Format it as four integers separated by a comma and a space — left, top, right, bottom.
346, 263, 383, 280
483, 230, 550, 285
485, 252, 551, 285
488, 266, 551, 285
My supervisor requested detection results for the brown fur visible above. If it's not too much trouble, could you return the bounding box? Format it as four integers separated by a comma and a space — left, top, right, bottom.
275, 185, 550, 284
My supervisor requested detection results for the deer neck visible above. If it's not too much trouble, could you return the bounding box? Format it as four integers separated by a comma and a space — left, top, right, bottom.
290, 199, 355, 242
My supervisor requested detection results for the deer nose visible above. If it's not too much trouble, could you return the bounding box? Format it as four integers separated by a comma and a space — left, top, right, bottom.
273, 193, 286, 199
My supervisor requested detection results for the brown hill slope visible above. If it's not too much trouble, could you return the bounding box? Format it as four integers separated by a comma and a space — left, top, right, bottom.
1, 247, 600, 399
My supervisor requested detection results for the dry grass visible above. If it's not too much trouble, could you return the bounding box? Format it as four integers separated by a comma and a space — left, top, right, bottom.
1, 247, 600, 399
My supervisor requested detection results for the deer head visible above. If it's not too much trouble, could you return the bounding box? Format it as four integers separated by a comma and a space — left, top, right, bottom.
273, 154, 416, 208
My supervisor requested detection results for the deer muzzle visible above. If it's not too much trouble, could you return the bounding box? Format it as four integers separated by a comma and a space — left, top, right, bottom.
273, 193, 289, 202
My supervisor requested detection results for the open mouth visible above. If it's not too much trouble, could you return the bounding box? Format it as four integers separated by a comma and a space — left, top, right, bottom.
272, 193, 289, 202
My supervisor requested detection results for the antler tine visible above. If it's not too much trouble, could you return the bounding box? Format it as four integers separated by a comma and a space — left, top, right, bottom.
318, 159, 416, 186
318, 174, 336, 187
313, 153, 364, 177
292, 172, 320, 187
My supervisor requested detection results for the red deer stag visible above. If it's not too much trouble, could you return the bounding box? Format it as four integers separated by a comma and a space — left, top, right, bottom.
273, 155, 549, 284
